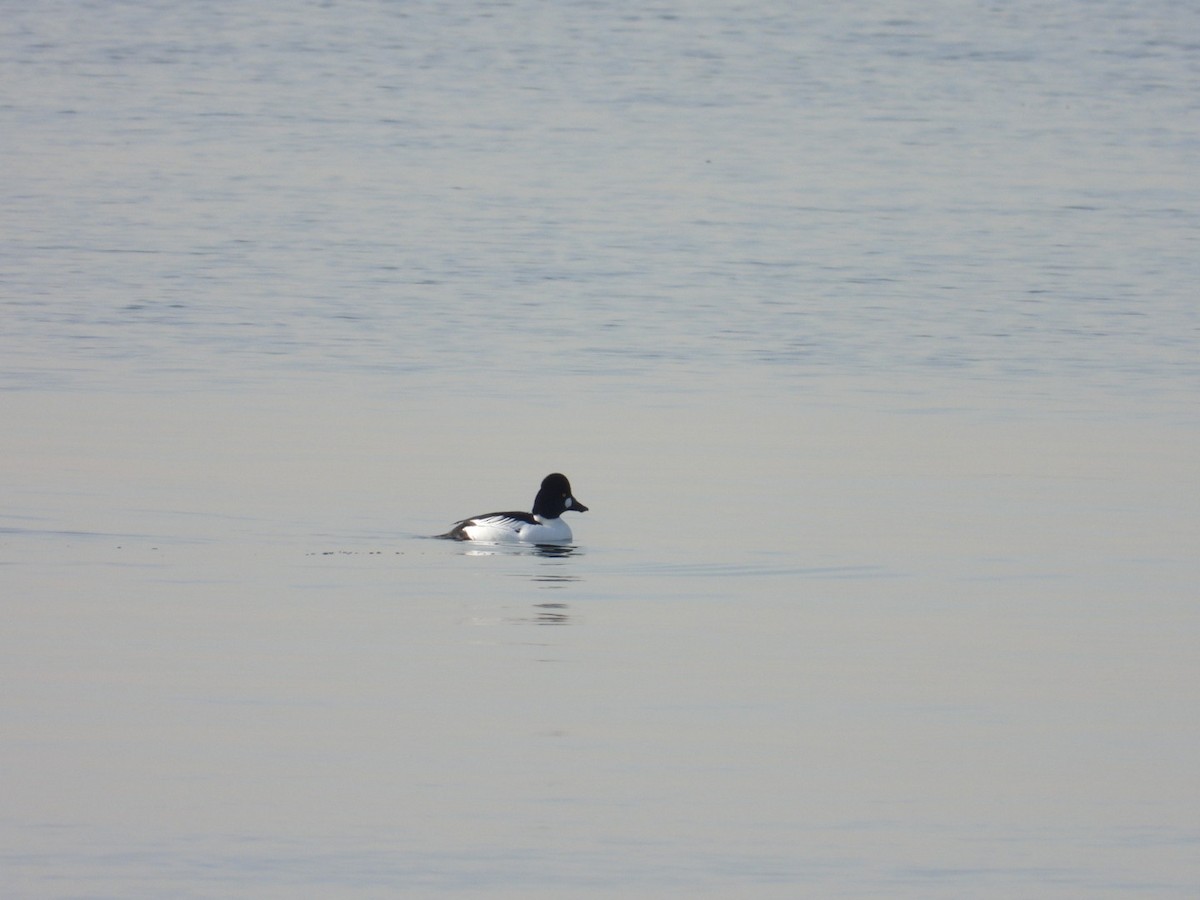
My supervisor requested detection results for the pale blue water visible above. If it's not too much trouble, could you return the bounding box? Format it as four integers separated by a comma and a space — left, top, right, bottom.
2, 1, 1198, 897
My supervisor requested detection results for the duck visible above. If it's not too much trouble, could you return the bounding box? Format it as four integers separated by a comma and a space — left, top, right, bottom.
438, 473, 588, 544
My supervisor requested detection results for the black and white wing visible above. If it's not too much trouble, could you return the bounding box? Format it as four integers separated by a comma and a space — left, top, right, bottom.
440, 511, 536, 540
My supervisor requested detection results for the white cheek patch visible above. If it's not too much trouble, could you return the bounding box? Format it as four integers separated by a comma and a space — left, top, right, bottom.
564, 497, 572, 508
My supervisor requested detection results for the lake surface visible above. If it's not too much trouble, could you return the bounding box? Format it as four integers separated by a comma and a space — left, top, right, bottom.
3, 1, 1198, 897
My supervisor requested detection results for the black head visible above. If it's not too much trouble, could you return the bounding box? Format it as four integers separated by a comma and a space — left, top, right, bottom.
532, 473, 588, 519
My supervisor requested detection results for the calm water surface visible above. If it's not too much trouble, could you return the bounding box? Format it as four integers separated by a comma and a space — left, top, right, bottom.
2, 1, 1198, 897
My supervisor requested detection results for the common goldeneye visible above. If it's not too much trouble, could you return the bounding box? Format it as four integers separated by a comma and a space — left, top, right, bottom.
439, 473, 588, 544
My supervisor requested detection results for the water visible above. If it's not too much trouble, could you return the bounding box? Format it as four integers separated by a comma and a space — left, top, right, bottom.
3, 1, 1198, 897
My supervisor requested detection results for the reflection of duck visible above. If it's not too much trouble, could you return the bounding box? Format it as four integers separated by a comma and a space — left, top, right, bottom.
534, 602, 570, 625
438, 473, 588, 544
532, 572, 580, 588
